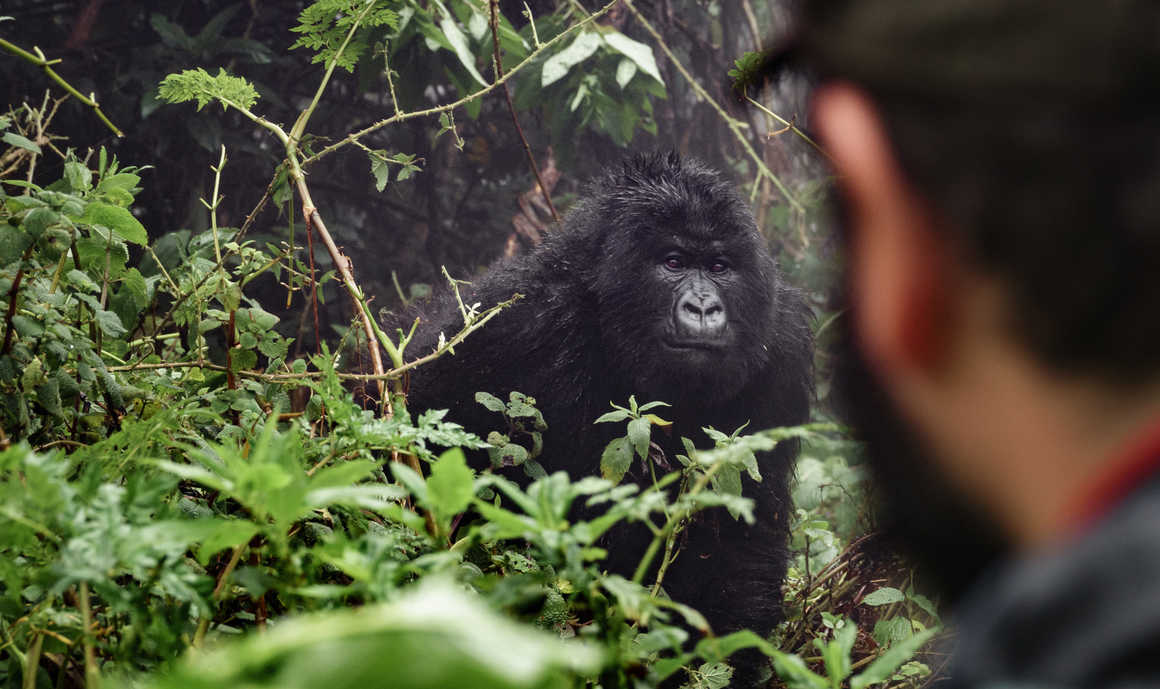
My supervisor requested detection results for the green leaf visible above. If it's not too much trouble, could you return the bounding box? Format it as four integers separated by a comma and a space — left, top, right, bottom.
861, 587, 905, 607
696, 662, 733, 689
64, 161, 92, 192
81, 201, 148, 245
872, 617, 914, 649
2, 131, 40, 154
615, 58, 638, 88
66, 269, 100, 293
370, 150, 391, 191
600, 435, 633, 484
475, 391, 506, 413
850, 627, 939, 689
627, 416, 651, 460
819, 622, 856, 685
158, 67, 260, 113
771, 652, 829, 689
128, 579, 603, 689
541, 31, 602, 87
604, 31, 664, 85
439, 13, 487, 87
593, 409, 631, 424
21, 207, 60, 238
427, 448, 475, 521
196, 520, 260, 566
309, 460, 378, 489
94, 309, 128, 338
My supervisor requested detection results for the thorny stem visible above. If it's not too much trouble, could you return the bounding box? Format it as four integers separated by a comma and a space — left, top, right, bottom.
489, 0, 560, 224
0, 38, 123, 136
621, 0, 804, 214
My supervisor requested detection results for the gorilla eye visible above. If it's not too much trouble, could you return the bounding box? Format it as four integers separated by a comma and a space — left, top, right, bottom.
664, 255, 685, 270
708, 261, 729, 274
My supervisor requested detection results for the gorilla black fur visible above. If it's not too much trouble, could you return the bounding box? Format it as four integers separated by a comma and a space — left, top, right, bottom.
391, 151, 812, 653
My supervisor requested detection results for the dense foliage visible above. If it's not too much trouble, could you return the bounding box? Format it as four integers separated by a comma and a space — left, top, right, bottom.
1, 2, 939, 688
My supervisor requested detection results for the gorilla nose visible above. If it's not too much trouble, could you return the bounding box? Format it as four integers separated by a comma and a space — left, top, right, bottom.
676, 293, 726, 337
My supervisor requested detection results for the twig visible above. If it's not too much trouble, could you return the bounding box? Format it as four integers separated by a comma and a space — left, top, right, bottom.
621, 0, 803, 214
744, 92, 832, 162
0, 38, 122, 136
488, 0, 560, 224
739, 0, 762, 51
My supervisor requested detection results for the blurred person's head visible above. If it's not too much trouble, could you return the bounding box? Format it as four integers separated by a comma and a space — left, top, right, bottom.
796, 0, 1160, 597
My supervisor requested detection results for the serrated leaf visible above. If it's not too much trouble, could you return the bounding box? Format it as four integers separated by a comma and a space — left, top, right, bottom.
94, 309, 127, 338
21, 207, 60, 238
627, 416, 651, 460
196, 520, 259, 566
600, 435, 633, 484
81, 201, 148, 245
475, 391, 506, 412
541, 31, 602, 87
861, 587, 905, 607
427, 448, 474, 521
66, 269, 100, 293
64, 161, 92, 192
604, 31, 664, 85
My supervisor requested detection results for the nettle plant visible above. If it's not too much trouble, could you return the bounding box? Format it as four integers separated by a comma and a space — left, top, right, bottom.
0, 1, 943, 688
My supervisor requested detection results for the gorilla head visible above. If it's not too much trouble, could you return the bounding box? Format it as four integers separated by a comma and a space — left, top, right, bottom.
565, 153, 784, 406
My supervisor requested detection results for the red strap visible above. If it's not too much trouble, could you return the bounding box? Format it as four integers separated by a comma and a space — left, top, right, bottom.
1061, 419, 1160, 535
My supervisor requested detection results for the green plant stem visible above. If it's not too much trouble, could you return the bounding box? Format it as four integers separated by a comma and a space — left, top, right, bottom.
193, 542, 246, 647
620, 0, 803, 214
632, 460, 724, 585
21, 632, 43, 689
0, 38, 123, 137
290, 2, 376, 143
206, 146, 227, 265
78, 582, 99, 689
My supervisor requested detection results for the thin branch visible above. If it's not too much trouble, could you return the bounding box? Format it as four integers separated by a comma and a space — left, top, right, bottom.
621, 0, 804, 214
302, 0, 619, 167
0, 38, 122, 137
489, 0, 560, 224
744, 91, 832, 162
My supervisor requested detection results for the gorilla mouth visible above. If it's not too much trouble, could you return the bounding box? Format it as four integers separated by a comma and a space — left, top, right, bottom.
662, 338, 727, 353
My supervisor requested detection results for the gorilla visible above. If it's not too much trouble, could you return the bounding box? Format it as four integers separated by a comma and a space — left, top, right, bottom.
390, 152, 812, 667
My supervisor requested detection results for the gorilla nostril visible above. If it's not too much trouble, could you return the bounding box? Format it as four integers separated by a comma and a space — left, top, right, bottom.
683, 302, 703, 317
705, 302, 723, 316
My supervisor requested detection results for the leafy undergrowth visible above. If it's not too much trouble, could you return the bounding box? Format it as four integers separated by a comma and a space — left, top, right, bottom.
0, 150, 942, 689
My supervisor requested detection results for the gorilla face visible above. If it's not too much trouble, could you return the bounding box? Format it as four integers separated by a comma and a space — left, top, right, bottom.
582, 154, 779, 405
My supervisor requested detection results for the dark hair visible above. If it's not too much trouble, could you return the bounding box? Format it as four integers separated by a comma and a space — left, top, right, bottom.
797, 0, 1160, 382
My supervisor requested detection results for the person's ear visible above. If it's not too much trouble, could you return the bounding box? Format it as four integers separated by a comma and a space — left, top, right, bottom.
812, 83, 950, 377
